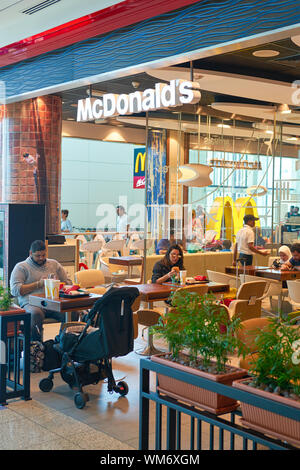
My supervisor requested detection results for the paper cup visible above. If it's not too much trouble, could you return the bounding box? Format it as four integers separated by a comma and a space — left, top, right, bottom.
179, 270, 187, 285
44, 279, 51, 298
49, 279, 60, 299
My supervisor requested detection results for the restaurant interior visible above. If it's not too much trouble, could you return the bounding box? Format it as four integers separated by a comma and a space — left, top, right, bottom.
1, 31, 300, 450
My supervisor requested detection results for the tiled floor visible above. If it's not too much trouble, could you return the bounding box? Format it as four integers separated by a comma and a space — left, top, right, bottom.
3, 296, 295, 450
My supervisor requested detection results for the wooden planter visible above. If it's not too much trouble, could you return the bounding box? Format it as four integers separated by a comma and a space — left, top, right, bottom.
151, 353, 247, 415
233, 378, 300, 447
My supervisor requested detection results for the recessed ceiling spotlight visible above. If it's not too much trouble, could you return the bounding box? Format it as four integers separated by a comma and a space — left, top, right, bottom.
278, 103, 291, 114
252, 49, 280, 57
217, 123, 231, 128
291, 35, 300, 47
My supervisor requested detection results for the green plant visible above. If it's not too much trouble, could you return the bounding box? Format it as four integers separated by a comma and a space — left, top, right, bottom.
151, 290, 247, 373
0, 284, 13, 310
248, 317, 300, 397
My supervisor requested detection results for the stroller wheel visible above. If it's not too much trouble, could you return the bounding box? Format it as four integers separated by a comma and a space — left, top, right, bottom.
39, 378, 54, 393
115, 381, 129, 396
74, 392, 88, 409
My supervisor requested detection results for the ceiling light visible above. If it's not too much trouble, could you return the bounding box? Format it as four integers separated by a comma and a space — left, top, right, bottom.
265, 130, 273, 134
252, 49, 280, 57
278, 103, 291, 114
86, 88, 106, 97
67, 118, 75, 121
217, 123, 231, 128
286, 136, 298, 141
178, 164, 213, 187
291, 35, 300, 47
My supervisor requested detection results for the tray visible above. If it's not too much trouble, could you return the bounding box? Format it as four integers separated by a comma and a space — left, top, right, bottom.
186, 279, 209, 285
59, 291, 90, 299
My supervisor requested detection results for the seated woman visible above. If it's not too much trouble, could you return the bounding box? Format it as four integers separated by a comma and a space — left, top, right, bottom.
152, 244, 185, 284
271, 245, 292, 269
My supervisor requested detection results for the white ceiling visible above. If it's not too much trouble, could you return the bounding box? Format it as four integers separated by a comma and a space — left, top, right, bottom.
0, 0, 122, 48
147, 67, 299, 106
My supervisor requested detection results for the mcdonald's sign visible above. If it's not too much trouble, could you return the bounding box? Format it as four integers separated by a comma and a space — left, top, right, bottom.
133, 148, 146, 189
206, 196, 261, 240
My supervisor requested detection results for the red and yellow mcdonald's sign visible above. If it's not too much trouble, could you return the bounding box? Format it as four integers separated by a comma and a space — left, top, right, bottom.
133, 148, 146, 189
206, 196, 260, 240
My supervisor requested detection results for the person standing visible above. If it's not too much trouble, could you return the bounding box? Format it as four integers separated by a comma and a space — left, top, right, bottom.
233, 214, 268, 266
116, 205, 130, 239
61, 209, 73, 232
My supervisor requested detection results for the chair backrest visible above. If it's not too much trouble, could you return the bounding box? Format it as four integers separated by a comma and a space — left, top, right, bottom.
76, 234, 88, 251
81, 240, 104, 252
104, 239, 126, 251
236, 280, 267, 300
176, 284, 209, 296
75, 269, 105, 288
241, 275, 269, 294
237, 317, 272, 353
131, 239, 154, 251
137, 309, 162, 327
287, 280, 300, 303
207, 270, 238, 289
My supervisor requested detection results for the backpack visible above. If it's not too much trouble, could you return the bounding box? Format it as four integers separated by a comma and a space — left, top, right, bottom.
42, 339, 62, 371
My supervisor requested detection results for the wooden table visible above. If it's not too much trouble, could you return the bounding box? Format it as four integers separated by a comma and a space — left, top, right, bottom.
125, 282, 229, 307
0, 307, 31, 405
255, 268, 300, 282
225, 265, 267, 276
29, 292, 102, 322
109, 256, 143, 278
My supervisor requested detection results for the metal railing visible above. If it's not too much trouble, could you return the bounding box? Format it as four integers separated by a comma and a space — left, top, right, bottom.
139, 358, 299, 451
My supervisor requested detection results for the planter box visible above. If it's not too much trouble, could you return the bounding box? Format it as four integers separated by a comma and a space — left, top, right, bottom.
151, 353, 247, 415
233, 378, 300, 447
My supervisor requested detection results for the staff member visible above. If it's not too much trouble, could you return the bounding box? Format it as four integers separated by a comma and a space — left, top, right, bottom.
152, 244, 185, 284
233, 214, 268, 266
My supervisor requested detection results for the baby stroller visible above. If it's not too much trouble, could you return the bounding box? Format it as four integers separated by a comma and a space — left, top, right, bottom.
39, 286, 140, 409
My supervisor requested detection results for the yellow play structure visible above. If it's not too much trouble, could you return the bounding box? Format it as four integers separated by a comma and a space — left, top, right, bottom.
206, 196, 260, 240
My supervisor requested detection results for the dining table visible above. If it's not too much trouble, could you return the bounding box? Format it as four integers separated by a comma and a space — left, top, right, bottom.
29, 292, 103, 322
124, 281, 229, 308
109, 256, 143, 278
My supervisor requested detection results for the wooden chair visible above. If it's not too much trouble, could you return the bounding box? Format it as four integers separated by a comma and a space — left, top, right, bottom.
175, 284, 209, 296
207, 270, 240, 289
228, 280, 267, 322
135, 309, 163, 356
236, 317, 272, 370
242, 273, 289, 313
74, 269, 106, 295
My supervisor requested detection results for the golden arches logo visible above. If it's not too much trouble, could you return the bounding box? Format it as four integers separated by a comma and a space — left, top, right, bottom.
206, 196, 260, 240
134, 151, 146, 174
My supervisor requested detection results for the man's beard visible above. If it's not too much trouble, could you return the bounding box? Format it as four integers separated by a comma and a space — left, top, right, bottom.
30, 256, 46, 266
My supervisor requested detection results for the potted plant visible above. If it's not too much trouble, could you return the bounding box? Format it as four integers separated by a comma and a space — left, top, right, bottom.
150, 290, 248, 415
233, 317, 300, 446
0, 284, 13, 311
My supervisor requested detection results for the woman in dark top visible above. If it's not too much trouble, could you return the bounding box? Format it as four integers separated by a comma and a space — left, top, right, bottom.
151, 244, 185, 284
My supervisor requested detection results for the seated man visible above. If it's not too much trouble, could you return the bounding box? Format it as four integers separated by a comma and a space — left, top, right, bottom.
10, 239, 76, 341
281, 242, 300, 271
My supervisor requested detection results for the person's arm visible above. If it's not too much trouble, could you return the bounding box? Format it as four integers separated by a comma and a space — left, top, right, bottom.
151, 263, 176, 284
10, 265, 44, 297
281, 260, 293, 271
248, 242, 268, 256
